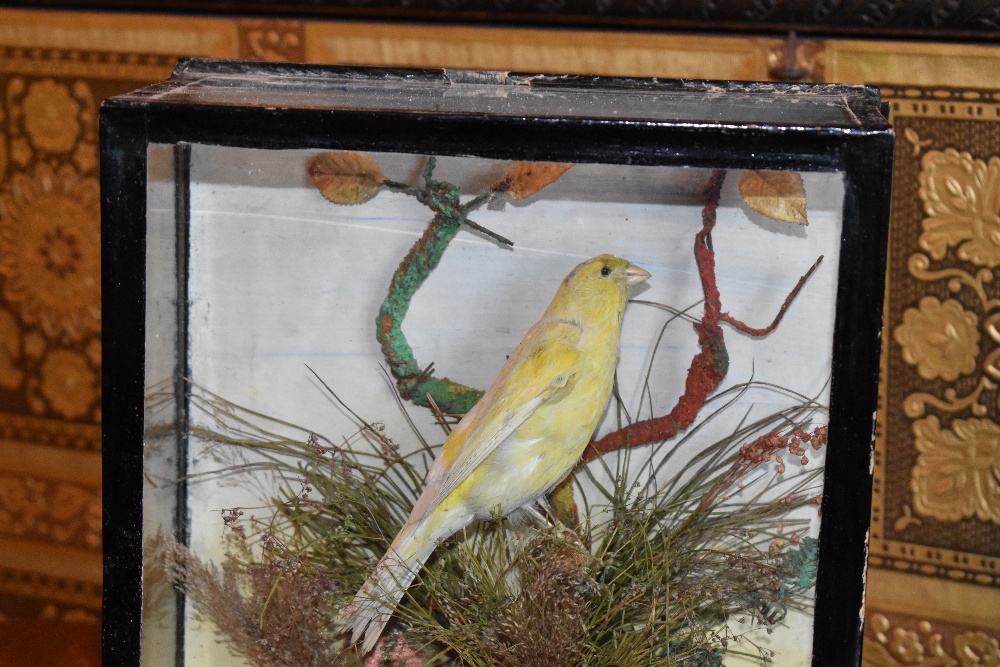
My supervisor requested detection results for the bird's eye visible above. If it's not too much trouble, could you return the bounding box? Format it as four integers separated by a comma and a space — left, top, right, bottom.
600, 266, 611, 277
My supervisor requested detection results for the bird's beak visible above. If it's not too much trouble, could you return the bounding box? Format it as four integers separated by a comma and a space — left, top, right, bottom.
623, 264, 651, 287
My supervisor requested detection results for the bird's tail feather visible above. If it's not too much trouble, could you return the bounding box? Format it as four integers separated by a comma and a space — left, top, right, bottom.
343, 516, 439, 654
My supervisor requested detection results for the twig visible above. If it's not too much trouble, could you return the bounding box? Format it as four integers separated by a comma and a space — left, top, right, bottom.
720, 255, 824, 337
425, 393, 454, 436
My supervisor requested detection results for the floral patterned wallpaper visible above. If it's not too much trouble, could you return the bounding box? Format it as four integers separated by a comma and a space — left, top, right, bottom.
0, 12, 288, 635
0, 34, 210, 650
1, 75, 101, 418
0, 71, 106, 614
871, 94, 1000, 592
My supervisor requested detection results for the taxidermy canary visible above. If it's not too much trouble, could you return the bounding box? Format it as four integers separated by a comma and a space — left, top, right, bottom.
344, 254, 651, 653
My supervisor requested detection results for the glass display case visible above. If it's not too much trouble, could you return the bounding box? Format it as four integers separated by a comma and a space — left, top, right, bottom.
101, 59, 892, 666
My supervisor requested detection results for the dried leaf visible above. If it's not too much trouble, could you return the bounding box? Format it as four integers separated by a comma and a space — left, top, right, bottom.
308, 151, 386, 205
501, 162, 573, 200
739, 170, 808, 225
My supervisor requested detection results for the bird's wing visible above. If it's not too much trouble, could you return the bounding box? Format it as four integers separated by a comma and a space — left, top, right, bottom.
434, 320, 582, 504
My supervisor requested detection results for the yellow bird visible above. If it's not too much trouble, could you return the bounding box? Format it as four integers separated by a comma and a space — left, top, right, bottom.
344, 254, 651, 653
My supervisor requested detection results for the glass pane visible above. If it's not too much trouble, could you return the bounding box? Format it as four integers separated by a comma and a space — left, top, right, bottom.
144, 144, 845, 665
142, 143, 182, 665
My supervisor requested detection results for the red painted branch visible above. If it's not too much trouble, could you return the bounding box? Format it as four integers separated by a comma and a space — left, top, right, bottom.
584, 169, 729, 461
720, 254, 824, 337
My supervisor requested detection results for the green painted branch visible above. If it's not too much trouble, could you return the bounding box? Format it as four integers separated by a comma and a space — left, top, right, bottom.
376, 211, 485, 414
376, 158, 510, 415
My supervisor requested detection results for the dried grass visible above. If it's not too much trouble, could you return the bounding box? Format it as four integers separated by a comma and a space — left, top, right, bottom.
148, 378, 825, 667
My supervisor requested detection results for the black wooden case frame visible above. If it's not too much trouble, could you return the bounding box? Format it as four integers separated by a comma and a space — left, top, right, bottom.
101, 59, 892, 666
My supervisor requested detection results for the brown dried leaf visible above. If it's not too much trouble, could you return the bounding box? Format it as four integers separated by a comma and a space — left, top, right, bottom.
502, 162, 573, 200
308, 151, 386, 205
738, 170, 808, 225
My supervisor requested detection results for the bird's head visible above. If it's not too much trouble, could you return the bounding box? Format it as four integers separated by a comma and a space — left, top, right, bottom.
555, 254, 651, 323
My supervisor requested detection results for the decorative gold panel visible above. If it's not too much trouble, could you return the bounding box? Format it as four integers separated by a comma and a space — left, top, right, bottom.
871, 86, 1000, 588
864, 610, 1000, 666
861, 84, 1000, 665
